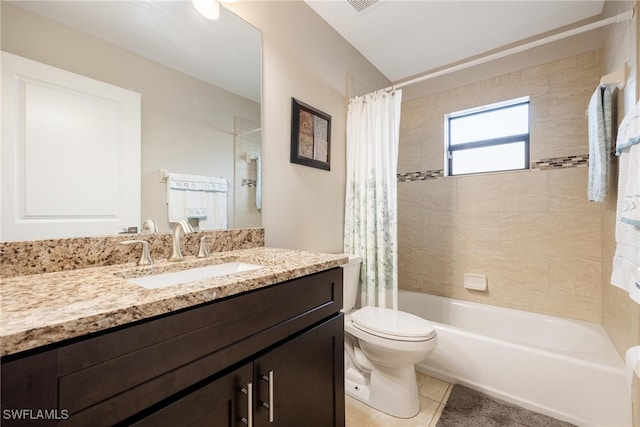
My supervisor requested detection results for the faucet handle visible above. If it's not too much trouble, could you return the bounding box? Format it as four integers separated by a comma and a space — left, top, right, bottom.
197, 236, 209, 258
142, 219, 157, 234
120, 240, 153, 266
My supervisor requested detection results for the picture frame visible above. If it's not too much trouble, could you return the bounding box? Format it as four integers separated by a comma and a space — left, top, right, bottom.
290, 98, 331, 171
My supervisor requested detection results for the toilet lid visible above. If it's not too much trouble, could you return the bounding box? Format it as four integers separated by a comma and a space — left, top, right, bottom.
350, 306, 436, 341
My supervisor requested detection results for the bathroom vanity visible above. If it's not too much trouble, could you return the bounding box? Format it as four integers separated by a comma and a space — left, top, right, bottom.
0, 247, 346, 426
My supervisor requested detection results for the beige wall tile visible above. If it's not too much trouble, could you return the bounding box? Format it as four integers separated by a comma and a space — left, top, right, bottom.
454, 249, 551, 296
603, 271, 640, 357
548, 85, 595, 121
451, 212, 500, 253
545, 210, 601, 259
532, 118, 588, 160
397, 50, 609, 321
398, 181, 427, 218
498, 211, 551, 257
500, 170, 549, 212
422, 139, 445, 172
497, 209, 600, 260
399, 247, 457, 292
549, 167, 602, 212
456, 171, 548, 213
398, 140, 423, 173
419, 178, 457, 212
399, 99, 428, 173
422, 212, 456, 252
549, 256, 602, 321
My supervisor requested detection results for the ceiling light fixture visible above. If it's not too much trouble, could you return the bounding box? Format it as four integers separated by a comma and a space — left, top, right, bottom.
192, 0, 220, 20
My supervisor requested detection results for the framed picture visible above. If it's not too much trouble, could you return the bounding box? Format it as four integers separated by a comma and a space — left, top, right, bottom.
290, 98, 331, 171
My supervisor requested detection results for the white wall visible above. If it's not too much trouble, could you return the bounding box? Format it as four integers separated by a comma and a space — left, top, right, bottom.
228, 1, 390, 253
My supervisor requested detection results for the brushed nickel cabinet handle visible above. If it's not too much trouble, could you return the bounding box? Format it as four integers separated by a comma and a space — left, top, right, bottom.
261, 370, 274, 422
240, 382, 253, 426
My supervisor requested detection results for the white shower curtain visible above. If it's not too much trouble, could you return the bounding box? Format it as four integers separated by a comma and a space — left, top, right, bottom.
344, 89, 402, 309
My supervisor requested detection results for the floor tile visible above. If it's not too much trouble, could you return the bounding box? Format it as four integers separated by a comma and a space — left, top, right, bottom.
428, 380, 452, 426
416, 371, 451, 402
345, 372, 450, 427
345, 395, 440, 427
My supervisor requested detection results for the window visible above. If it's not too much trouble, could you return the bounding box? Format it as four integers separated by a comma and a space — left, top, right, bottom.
445, 97, 530, 176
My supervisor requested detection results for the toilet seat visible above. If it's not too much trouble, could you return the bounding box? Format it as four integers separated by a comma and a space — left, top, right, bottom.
350, 306, 436, 342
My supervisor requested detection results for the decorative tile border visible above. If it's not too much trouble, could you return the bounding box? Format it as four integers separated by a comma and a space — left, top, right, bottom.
398, 154, 591, 182
242, 178, 257, 188
397, 169, 444, 182
531, 154, 589, 170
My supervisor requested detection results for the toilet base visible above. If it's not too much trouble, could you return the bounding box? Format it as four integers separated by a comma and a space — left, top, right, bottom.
345, 364, 420, 418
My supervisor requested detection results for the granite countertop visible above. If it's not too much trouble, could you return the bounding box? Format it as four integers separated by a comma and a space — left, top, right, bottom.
0, 247, 348, 357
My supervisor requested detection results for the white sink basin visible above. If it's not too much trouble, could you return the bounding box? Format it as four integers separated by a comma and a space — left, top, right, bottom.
127, 262, 264, 289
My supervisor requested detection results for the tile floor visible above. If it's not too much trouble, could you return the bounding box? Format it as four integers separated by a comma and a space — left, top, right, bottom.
345, 371, 453, 427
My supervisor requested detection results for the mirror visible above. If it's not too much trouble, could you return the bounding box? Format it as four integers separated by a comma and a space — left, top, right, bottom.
1, 0, 261, 237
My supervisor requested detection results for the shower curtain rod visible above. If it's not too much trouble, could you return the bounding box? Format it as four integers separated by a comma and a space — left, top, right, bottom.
385, 8, 635, 92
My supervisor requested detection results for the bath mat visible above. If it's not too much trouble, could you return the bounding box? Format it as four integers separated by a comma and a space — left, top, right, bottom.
436, 385, 576, 427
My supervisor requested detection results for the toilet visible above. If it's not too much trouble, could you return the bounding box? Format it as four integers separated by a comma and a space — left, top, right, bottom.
341, 254, 437, 418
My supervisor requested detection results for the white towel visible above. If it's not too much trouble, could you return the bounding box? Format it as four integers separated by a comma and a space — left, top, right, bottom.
617, 100, 640, 227
587, 86, 613, 202
620, 143, 640, 227
616, 100, 640, 154
255, 155, 262, 211
611, 101, 640, 303
166, 173, 227, 224
199, 191, 228, 230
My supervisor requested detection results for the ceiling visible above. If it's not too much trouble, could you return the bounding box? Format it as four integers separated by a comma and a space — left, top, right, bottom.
305, 0, 606, 84
9, 1, 262, 103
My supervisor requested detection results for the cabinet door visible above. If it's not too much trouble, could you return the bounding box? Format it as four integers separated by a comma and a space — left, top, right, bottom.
254, 314, 345, 427
131, 363, 253, 427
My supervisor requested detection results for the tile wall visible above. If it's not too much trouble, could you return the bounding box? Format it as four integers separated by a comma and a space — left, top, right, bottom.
397, 50, 604, 322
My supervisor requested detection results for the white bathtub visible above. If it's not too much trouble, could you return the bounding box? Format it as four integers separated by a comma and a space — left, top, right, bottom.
398, 290, 631, 427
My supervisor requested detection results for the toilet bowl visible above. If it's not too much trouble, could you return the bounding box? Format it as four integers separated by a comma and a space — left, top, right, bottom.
340, 255, 437, 418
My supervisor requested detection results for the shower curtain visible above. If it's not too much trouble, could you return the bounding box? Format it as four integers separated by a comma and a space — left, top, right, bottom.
344, 89, 402, 310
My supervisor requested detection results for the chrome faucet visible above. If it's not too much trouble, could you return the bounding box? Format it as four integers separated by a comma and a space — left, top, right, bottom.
168, 220, 194, 262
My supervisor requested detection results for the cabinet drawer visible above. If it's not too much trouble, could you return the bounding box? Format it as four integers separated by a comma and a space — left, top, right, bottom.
129, 314, 344, 427
57, 268, 342, 426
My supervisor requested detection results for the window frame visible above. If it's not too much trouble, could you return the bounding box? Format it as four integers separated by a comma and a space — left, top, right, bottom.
444, 97, 531, 176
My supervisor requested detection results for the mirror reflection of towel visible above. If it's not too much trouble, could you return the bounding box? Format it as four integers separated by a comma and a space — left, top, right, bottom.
166, 173, 227, 229
199, 192, 227, 230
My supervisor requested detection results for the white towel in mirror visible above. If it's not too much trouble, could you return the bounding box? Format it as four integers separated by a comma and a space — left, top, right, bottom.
166, 173, 227, 227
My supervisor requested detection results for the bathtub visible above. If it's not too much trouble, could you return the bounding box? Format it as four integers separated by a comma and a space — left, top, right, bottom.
398, 290, 631, 427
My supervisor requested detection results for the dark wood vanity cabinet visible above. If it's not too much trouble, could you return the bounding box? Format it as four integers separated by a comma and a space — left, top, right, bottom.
133, 316, 343, 427
1, 268, 345, 427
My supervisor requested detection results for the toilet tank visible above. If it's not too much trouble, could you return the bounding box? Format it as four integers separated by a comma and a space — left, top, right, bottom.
340, 254, 362, 312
